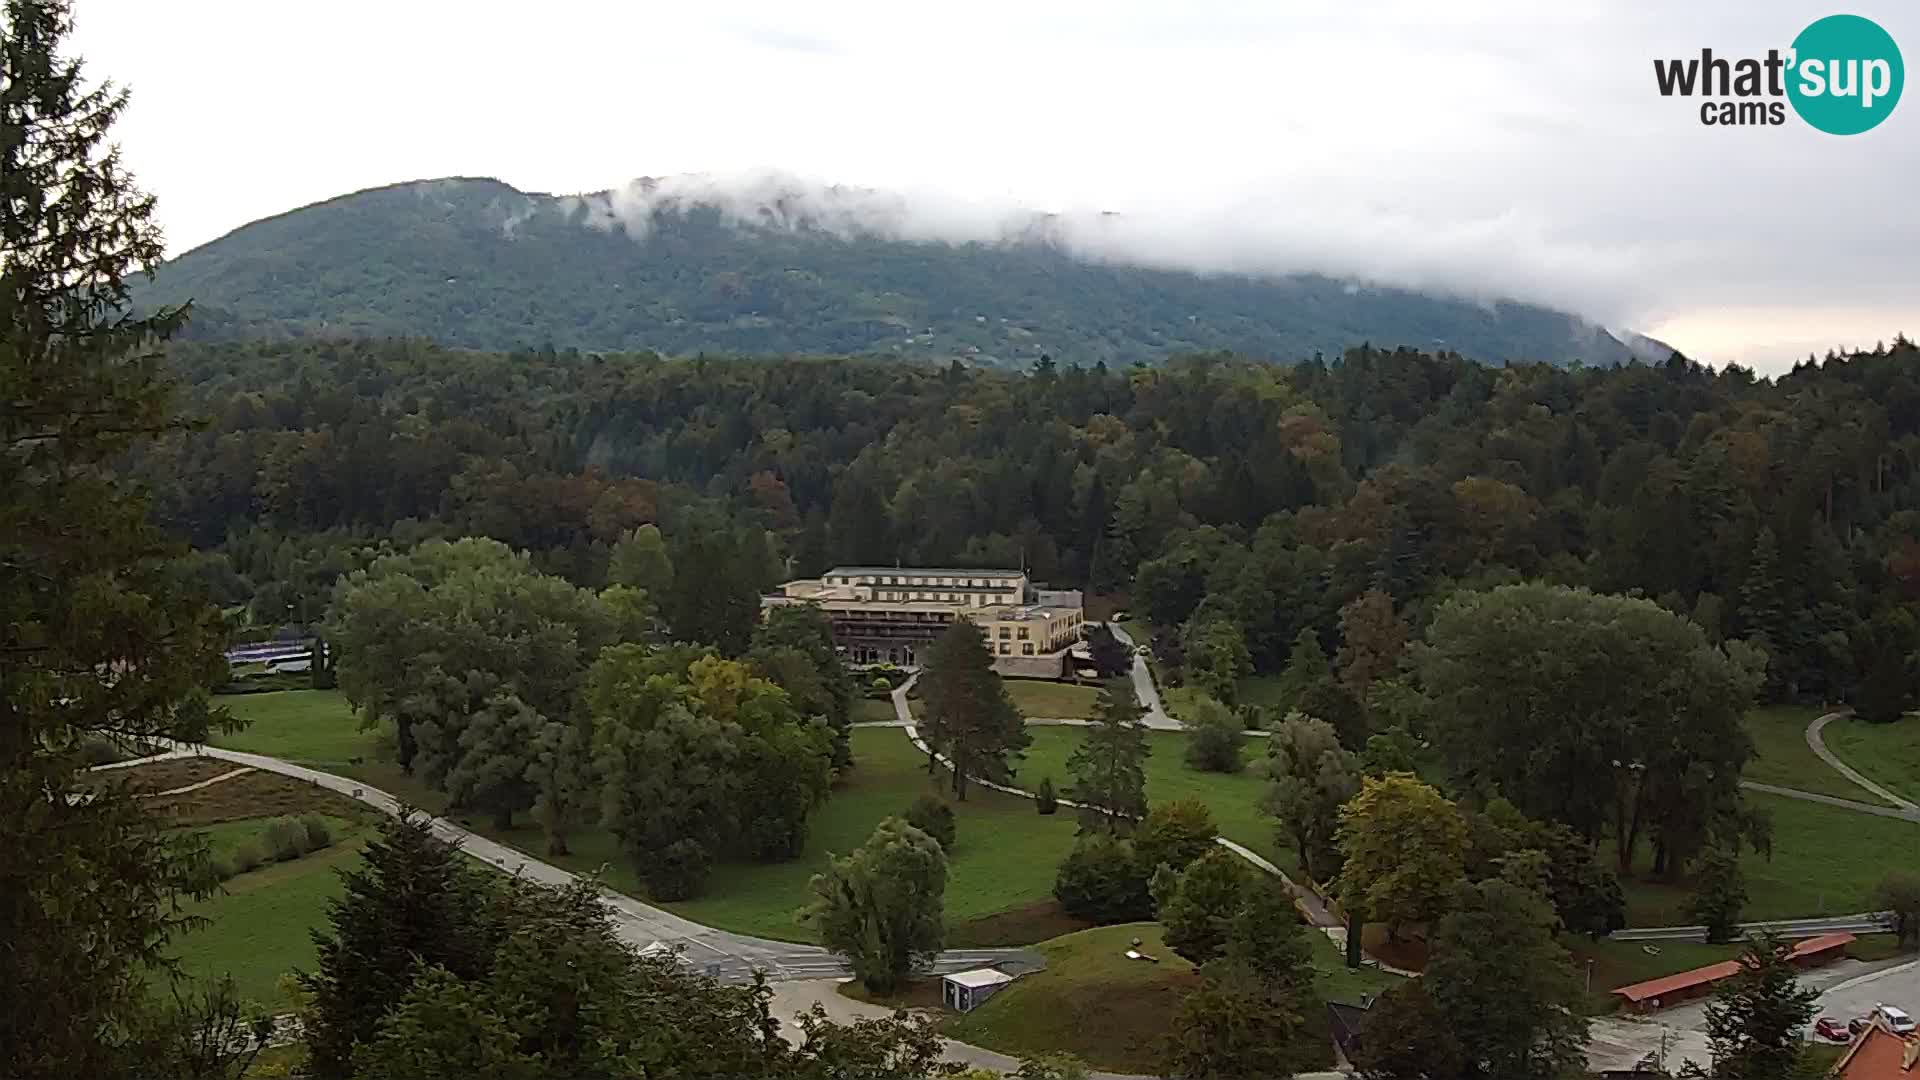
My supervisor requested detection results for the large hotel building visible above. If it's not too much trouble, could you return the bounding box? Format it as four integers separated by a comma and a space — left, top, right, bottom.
762, 567, 1086, 677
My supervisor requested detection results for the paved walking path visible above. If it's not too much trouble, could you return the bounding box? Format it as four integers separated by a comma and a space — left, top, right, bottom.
1806, 710, 1919, 811
1738, 780, 1920, 824
1106, 622, 1180, 729
103, 744, 1037, 985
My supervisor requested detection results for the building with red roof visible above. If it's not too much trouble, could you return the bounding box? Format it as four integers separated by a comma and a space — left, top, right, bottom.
1609, 933, 1854, 1012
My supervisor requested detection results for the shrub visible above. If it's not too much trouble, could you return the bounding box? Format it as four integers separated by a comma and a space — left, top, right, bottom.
229, 843, 263, 875
904, 794, 957, 851
298, 814, 333, 851
1036, 775, 1059, 815
263, 817, 307, 862
207, 854, 235, 881
645, 839, 712, 901
871, 674, 894, 693
78, 735, 123, 767
1133, 799, 1220, 877
1184, 695, 1247, 773
1054, 834, 1153, 923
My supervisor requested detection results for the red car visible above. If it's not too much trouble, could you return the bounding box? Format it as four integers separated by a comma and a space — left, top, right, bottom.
1814, 1017, 1850, 1042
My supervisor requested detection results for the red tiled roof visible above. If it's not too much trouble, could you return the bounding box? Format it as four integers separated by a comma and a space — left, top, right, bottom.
1835, 1025, 1920, 1078
1611, 933, 1855, 1004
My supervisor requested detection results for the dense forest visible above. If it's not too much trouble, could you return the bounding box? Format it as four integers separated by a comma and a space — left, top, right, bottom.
148, 336, 1920, 720
135, 176, 1660, 368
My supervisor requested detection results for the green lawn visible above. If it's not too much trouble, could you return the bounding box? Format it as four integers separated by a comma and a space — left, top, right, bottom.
1822, 716, 1920, 805
1004, 679, 1103, 720
166, 831, 368, 1006
213, 690, 385, 767
1233, 674, 1291, 714
1014, 726, 1298, 878
1740, 705, 1864, 800
941, 923, 1201, 1073
1563, 937, 1743, 1014
851, 697, 899, 723
1619, 790, 1920, 925
942, 920, 1383, 1074
192, 814, 356, 863
346, 725, 1079, 944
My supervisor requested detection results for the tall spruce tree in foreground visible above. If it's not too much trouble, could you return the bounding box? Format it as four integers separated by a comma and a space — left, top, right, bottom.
918, 620, 1028, 800
301, 812, 495, 1078
1692, 934, 1820, 1080
1065, 680, 1149, 831
1, 3, 235, 1075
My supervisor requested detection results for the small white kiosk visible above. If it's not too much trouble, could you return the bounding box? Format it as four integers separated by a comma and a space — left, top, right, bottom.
942, 967, 1015, 1012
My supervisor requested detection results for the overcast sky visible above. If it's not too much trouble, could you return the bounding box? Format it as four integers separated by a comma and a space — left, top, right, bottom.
70, 0, 1918, 372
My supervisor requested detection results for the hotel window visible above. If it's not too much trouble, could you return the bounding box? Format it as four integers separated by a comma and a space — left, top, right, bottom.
1017, 627, 1029, 640
1021, 642, 1035, 655
998, 627, 1011, 638
998, 643, 1011, 655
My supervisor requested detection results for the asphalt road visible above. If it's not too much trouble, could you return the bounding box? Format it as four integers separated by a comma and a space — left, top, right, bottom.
1105, 621, 1180, 729
125, 743, 1037, 984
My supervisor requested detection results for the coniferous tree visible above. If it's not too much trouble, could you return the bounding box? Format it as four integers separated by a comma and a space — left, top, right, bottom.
1064, 681, 1149, 831
1698, 934, 1820, 1080
301, 812, 494, 1078
919, 620, 1028, 801
2, 4, 233, 1073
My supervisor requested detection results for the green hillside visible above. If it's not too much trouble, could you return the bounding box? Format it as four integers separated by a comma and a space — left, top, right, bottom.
141, 177, 1658, 368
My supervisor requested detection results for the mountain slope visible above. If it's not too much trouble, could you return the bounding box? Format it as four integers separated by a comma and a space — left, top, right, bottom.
142, 177, 1662, 367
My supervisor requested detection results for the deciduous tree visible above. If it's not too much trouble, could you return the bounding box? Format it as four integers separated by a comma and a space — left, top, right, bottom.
1153, 848, 1249, 965
1183, 692, 1247, 772
1335, 774, 1467, 941
802, 818, 947, 994
1262, 712, 1360, 881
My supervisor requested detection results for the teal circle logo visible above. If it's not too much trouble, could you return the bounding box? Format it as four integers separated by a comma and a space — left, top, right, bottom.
1787, 14, 1903, 134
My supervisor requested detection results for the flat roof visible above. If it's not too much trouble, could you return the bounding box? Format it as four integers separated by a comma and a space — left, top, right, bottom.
826, 567, 1025, 578
943, 968, 1015, 989
1612, 933, 1854, 1004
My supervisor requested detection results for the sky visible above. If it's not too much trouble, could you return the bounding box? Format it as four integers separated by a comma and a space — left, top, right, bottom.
69, 0, 1919, 373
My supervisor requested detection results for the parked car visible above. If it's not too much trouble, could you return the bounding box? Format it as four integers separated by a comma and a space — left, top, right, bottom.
1849, 1015, 1874, 1036
1875, 1004, 1915, 1035
1814, 1017, 1850, 1042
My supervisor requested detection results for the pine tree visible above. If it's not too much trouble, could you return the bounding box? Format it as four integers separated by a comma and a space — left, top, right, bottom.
2, 4, 233, 1073
919, 620, 1028, 801
1064, 681, 1149, 831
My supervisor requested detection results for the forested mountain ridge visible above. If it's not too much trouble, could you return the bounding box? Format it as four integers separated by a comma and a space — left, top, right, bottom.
140, 176, 1662, 368
151, 336, 1920, 717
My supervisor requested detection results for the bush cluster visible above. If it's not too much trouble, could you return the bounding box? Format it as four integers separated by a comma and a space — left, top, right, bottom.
208, 814, 334, 880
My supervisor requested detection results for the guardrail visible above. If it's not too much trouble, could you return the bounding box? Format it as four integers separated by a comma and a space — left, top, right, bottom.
1610, 911, 1895, 943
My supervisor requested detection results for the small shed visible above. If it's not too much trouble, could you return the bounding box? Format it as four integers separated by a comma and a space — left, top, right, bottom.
942, 967, 1015, 1012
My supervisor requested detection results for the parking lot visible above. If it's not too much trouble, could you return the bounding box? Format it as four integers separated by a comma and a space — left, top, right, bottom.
1811, 959, 1920, 1039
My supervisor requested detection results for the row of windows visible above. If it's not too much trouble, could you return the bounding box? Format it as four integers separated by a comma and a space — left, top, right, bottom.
995, 626, 1032, 639
995, 642, 1038, 656
830, 574, 1014, 587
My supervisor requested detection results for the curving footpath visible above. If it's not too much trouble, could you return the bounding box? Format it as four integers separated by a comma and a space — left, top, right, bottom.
1805, 710, 1919, 812
109, 743, 1036, 985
